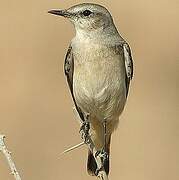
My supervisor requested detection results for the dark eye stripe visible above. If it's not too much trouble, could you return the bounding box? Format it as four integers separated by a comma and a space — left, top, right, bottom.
82, 10, 92, 16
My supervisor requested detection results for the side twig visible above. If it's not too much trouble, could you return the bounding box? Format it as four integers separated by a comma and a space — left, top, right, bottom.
73, 108, 109, 180
0, 134, 22, 180
60, 142, 85, 155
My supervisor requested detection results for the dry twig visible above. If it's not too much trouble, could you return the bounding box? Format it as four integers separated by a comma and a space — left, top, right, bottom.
0, 134, 22, 180
61, 142, 85, 155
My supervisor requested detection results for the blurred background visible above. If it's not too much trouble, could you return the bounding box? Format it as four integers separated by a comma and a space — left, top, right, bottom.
0, 0, 178, 180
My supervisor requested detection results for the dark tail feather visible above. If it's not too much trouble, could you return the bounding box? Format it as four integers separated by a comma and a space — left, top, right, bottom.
87, 150, 97, 176
87, 136, 111, 176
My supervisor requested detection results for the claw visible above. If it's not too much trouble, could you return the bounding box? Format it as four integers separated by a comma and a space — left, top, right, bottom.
79, 121, 90, 143
94, 150, 109, 176
95, 150, 101, 158
95, 166, 103, 176
101, 148, 109, 162
80, 121, 90, 132
95, 148, 109, 167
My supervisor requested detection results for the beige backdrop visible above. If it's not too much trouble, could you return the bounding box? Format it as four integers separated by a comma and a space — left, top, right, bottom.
0, 0, 178, 180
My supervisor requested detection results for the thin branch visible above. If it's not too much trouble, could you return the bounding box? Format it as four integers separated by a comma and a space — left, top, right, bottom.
0, 134, 22, 180
60, 142, 85, 155
73, 108, 109, 180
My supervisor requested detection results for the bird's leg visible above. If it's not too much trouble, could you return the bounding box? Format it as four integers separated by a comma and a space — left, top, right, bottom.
102, 119, 109, 162
95, 120, 109, 174
103, 119, 107, 152
79, 113, 90, 144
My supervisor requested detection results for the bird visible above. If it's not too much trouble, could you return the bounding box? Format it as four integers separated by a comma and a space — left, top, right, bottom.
48, 3, 133, 176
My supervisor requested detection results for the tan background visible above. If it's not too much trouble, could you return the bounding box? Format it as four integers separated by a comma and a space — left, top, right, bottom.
0, 0, 178, 180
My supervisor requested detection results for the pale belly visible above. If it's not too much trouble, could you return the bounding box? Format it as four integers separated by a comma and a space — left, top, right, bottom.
73, 57, 126, 123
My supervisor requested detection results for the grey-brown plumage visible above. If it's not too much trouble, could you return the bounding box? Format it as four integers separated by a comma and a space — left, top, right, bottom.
49, 3, 133, 176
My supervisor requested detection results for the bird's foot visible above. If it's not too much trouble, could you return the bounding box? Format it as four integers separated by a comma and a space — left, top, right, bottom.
79, 121, 90, 144
95, 166, 103, 176
94, 149, 109, 176
95, 148, 109, 166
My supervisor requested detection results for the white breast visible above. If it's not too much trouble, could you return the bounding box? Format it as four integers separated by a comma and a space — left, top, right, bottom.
72, 43, 127, 122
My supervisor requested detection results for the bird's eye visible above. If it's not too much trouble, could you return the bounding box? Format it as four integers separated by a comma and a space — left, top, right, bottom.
82, 10, 92, 16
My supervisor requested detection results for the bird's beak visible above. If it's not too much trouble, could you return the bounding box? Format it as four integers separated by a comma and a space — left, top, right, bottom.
48, 9, 71, 18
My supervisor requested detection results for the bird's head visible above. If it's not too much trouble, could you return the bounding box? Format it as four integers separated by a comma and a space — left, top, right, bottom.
48, 3, 114, 33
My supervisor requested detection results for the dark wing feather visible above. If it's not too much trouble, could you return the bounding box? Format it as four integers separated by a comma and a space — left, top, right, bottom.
123, 43, 134, 97
64, 45, 85, 120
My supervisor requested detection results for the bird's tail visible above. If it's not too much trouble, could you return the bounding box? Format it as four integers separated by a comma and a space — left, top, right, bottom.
87, 135, 111, 176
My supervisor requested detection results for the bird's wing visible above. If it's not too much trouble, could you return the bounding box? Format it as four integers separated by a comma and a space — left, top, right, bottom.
64, 45, 85, 120
64, 45, 74, 94
122, 43, 134, 97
